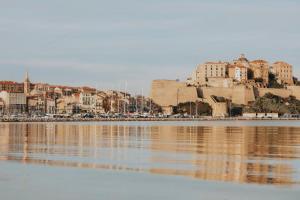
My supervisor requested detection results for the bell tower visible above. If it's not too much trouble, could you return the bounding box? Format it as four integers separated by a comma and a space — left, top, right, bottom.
24, 71, 31, 95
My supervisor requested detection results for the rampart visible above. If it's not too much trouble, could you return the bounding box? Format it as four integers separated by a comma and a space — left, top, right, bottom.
200, 85, 255, 105
258, 86, 300, 99
150, 80, 198, 107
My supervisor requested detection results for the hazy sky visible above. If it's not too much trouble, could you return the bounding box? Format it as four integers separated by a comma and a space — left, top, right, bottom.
0, 0, 299, 94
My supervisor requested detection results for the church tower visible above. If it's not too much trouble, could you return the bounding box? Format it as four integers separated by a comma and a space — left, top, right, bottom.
24, 71, 31, 95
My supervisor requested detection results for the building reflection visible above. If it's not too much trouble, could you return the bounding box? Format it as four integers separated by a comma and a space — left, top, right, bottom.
0, 123, 300, 186
149, 126, 300, 185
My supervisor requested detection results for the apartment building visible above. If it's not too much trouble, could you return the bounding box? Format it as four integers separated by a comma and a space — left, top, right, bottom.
193, 61, 229, 85
271, 61, 293, 85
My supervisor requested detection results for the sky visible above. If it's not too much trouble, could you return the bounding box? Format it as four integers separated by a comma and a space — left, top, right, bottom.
0, 0, 299, 95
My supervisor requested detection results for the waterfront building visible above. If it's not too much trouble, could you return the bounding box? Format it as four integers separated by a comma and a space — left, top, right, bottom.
56, 98, 67, 114
46, 98, 56, 114
0, 98, 4, 115
93, 91, 108, 114
55, 93, 81, 114
104, 90, 130, 113
27, 95, 46, 115
0, 91, 26, 114
79, 87, 96, 113
271, 61, 293, 85
26, 93, 55, 115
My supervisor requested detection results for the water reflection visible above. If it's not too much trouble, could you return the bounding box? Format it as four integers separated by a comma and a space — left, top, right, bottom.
0, 123, 300, 186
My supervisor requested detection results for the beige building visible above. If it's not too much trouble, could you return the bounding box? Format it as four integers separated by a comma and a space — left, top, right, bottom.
0, 98, 5, 114
191, 62, 228, 85
0, 91, 26, 114
27, 95, 46, 114
249, 60, 269, 83
79, 88, 96, 112
228, 64, 247, 82
232, 54, 251, 68
271, 61, 293, 85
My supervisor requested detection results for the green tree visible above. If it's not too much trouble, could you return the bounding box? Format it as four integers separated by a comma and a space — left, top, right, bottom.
268, 72, 284, 88
244, 93, 300, 115
175, 101, 212, 116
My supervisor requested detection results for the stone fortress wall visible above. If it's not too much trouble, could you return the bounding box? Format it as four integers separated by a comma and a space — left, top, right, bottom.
151, 80, 228, 116
200, 85, 255, 105
258, 86, 300, 99
151, 79, 300, 116
150, 80, 198, 107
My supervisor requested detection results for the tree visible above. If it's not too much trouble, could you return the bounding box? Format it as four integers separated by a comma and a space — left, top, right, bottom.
244, 93, 300, 115
175, 101, 212, 116
268, 72, 284, 88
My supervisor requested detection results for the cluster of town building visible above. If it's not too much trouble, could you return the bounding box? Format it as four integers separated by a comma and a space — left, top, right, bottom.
187, 54, 293, 87
1, 54, 298, 118
0, 73, 148, 116
151, 54, 300, 117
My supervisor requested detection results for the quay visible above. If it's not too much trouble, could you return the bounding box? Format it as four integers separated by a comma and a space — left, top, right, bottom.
0, 117, 299, 123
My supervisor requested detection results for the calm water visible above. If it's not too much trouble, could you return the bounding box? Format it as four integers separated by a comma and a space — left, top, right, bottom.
1, 121, 300, 200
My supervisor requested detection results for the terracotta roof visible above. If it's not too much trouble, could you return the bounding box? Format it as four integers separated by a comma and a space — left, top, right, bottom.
228, 64, 247, 68
205, 61, 229, 65
81, 86, 96, 92
49, 85, 78, 89
0, 81, 22, 85
250, 59, 268, 64
273, 61, 291, 66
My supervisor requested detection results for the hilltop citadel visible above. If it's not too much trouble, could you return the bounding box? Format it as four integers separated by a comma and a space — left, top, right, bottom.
151, 54, 300, 117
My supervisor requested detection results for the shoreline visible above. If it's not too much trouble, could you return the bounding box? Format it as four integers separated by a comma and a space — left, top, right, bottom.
1, 117, 300, 123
